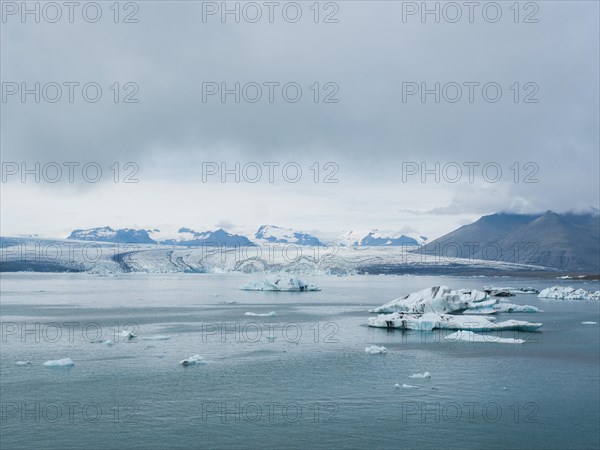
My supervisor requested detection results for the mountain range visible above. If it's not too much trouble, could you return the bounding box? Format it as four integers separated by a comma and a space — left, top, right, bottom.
66, 225, 426, 248
418, 211, 599, 271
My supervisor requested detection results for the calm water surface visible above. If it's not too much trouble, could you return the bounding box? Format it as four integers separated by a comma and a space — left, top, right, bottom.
1, 273, 599, 449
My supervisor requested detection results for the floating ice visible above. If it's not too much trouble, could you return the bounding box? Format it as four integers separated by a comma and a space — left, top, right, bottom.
179, 355, 206, 366
409, 372, 431, 379
245, 311, 277, 317
43, 358, 75, 367
581, 321, 597, 325
492, 303, 541, 313
241, 275, 321, 292
141, 335, 171, 340
370, 286, 540, 315
120, 330, 136, 339
484, 286, 539, 295
444, 330, 525, 344
369, 286, 489, 314
401, 384, 417, 389
16, 360, 31, 366
365, 345, 386, 354
104, 339, 115, 346
368, 312, 542, 332
539, 286, 600, 300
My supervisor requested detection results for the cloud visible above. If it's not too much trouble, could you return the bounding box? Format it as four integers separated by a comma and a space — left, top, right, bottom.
1, 2, 598, 237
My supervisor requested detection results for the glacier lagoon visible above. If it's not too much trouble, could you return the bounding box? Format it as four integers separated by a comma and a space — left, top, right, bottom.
0, 273, 598, 449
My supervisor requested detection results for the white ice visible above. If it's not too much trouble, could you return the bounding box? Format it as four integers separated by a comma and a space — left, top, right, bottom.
368, 312, 542, 332
539, 286, 600, 300
241, 275, 321, 292
409, 372, 431, 378
245, 311, 277, 317
120, 330, 136, 339
43, 358, 75, 367
365, 345, 387, 354
444, 330, 525, 344
16, 360, 31, 366
141, 335, 171, 340
581, 321, 597, 325
179, 355, 206, 366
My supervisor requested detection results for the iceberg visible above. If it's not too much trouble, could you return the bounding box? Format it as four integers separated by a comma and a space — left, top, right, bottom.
444, 330, 525, 344
367, 312, 542, 332
538, 286, 600, 300
43, 358, 75, 367
370, 286, 541, 315
179, 355, 206, 366
466, 301, 541, 314
484, 286, 539, 295
365, 345, 386, 354
245, 311, 277, 317
409, 372, 431, 379
241, 275, 321, 292
16, 360, 32, 366
369, 286, 492, 314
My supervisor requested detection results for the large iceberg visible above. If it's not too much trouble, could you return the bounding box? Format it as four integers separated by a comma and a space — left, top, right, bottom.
241, 275, 321, 292
538, 286, 600, 300
369, 286, 540, 315
367, 312, 542, 332
369, 286, 490, 314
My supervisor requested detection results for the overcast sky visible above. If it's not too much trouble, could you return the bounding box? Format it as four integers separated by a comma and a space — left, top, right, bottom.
1, 1, 599, 240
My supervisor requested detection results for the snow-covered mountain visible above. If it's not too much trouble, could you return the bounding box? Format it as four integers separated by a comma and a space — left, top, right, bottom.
339, 230, 427, 247
68, 226, 255, 247
254, 225, 324, 246
156, 227, 256, 247
67, 227, 157, 244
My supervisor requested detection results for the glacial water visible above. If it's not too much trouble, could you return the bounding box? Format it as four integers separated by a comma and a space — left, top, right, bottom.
1, 273, 599, 449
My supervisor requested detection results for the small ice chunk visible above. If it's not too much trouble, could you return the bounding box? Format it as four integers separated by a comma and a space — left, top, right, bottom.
16, 360, 31, 366
120, 330, 136, 339
365, 345, 386, 354
245, 311, 276, 317
401, 384, 417, 389
179, 355, 206, 366
409, 372, 431, 379
141, 335, 171, 340
444, 330, 524, 344
581, 321, 597, 325
43, 358, 75, 367
104, 339, 115, 346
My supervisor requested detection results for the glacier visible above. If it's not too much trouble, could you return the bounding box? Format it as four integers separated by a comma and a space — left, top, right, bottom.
1, 236, 553, 275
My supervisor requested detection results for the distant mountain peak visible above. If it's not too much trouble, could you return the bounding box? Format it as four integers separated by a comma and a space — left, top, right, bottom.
255, 225, 324, 246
